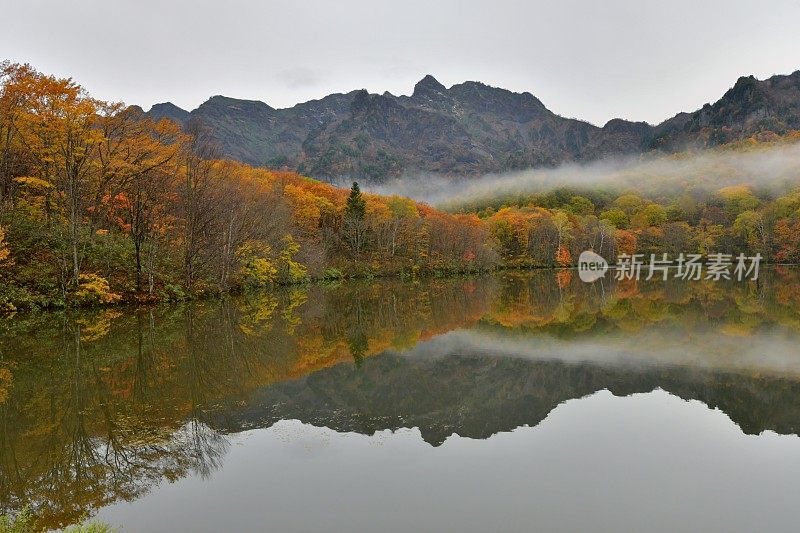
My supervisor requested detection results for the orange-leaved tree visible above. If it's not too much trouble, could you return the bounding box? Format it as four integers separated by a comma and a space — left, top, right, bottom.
555, 245, 571, 266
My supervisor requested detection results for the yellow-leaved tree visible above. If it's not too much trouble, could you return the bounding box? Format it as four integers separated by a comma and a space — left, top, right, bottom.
0, 225, 9, 266
12, 68, 103, 286
280, 234, 307, 283
237, 241, 278, 288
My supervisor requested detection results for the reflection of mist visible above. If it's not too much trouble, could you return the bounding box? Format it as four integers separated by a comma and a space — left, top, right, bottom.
368, 141, 800, 205
402, 327, 800, 378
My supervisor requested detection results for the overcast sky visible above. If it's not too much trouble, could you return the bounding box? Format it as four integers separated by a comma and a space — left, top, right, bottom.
3, 0, 800, 125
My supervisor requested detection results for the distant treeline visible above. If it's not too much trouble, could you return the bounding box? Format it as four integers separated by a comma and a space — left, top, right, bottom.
451, 134, 800, 269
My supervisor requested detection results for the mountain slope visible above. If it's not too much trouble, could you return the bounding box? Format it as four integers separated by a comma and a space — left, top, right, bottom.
653, 70, 800, 149
146, 70, 800, 182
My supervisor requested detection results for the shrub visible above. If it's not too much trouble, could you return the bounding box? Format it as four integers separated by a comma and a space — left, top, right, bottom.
279, 235, 308, 283
322, 267, 344, 280
73, 274, 121, 306
0, 285, 60, 312
0, 225, 10, 266
160, 283, 187, 302
237, 241, 277, 288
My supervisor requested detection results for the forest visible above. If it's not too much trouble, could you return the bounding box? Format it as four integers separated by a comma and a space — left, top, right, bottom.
448, 132, 800, 269
2, 61, 800, 310
0, 62, 496, 310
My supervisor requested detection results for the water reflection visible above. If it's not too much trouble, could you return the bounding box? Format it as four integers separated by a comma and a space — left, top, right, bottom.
1, 268, 800, 529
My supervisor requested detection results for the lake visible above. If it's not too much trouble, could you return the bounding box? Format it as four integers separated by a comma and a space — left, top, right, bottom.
2, 268, 800, 532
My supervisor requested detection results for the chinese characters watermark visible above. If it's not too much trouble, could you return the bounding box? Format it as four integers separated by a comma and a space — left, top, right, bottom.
578, 251, 761, 283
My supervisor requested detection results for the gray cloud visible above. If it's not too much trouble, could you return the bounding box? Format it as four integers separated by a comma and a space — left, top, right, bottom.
1, 0, 799, 125
278, 67, 325, 90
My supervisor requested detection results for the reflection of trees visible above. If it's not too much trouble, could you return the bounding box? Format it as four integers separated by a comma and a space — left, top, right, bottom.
0, 313, 233, 530
347, 292, 368, 367
0, 268, 799, 528
0, 277, 497, 529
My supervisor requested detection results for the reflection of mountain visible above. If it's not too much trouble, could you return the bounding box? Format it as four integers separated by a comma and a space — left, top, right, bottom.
211, 350, 800, 446
2, 268, 800, 528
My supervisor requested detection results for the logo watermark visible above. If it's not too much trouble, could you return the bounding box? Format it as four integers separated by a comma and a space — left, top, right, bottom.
578, 252, 761, 283
577, 250, 609, 283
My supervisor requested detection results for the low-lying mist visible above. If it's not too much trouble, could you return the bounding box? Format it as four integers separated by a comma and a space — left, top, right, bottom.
367, 141, 800, 208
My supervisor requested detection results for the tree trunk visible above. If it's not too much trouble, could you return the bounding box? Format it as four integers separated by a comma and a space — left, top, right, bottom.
134, 238, 142, 292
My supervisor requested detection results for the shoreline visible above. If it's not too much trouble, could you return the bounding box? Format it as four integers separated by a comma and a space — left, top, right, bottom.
3, 261, 795, 316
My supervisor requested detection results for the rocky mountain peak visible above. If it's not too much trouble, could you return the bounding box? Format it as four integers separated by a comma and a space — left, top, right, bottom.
201, 95, 275, 113
350, 89, 403, 115
147, 102, 190, 125
142, 69, 800, 182
412, 74, 447, 99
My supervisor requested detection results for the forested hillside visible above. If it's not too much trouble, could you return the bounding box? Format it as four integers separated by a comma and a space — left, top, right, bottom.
2, 62, 800, 311
0, 62, 495, 310
450, 133, 800, 269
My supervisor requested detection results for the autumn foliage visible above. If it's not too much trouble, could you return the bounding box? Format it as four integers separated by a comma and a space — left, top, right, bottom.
0, 62, 500, 308
555, 246, 572, 266
3, 61, 800, 309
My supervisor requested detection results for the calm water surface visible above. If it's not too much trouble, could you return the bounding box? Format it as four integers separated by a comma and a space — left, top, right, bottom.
2, 268, 800, 532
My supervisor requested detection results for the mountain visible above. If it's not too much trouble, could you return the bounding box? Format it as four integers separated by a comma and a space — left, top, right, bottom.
653, 70, 800, 149
146, 70, 800, 182
147, 101, 191, 126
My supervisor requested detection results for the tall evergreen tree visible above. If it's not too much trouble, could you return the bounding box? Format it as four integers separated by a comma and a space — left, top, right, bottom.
343, 182, 367, 255
345, 182, 366, 220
